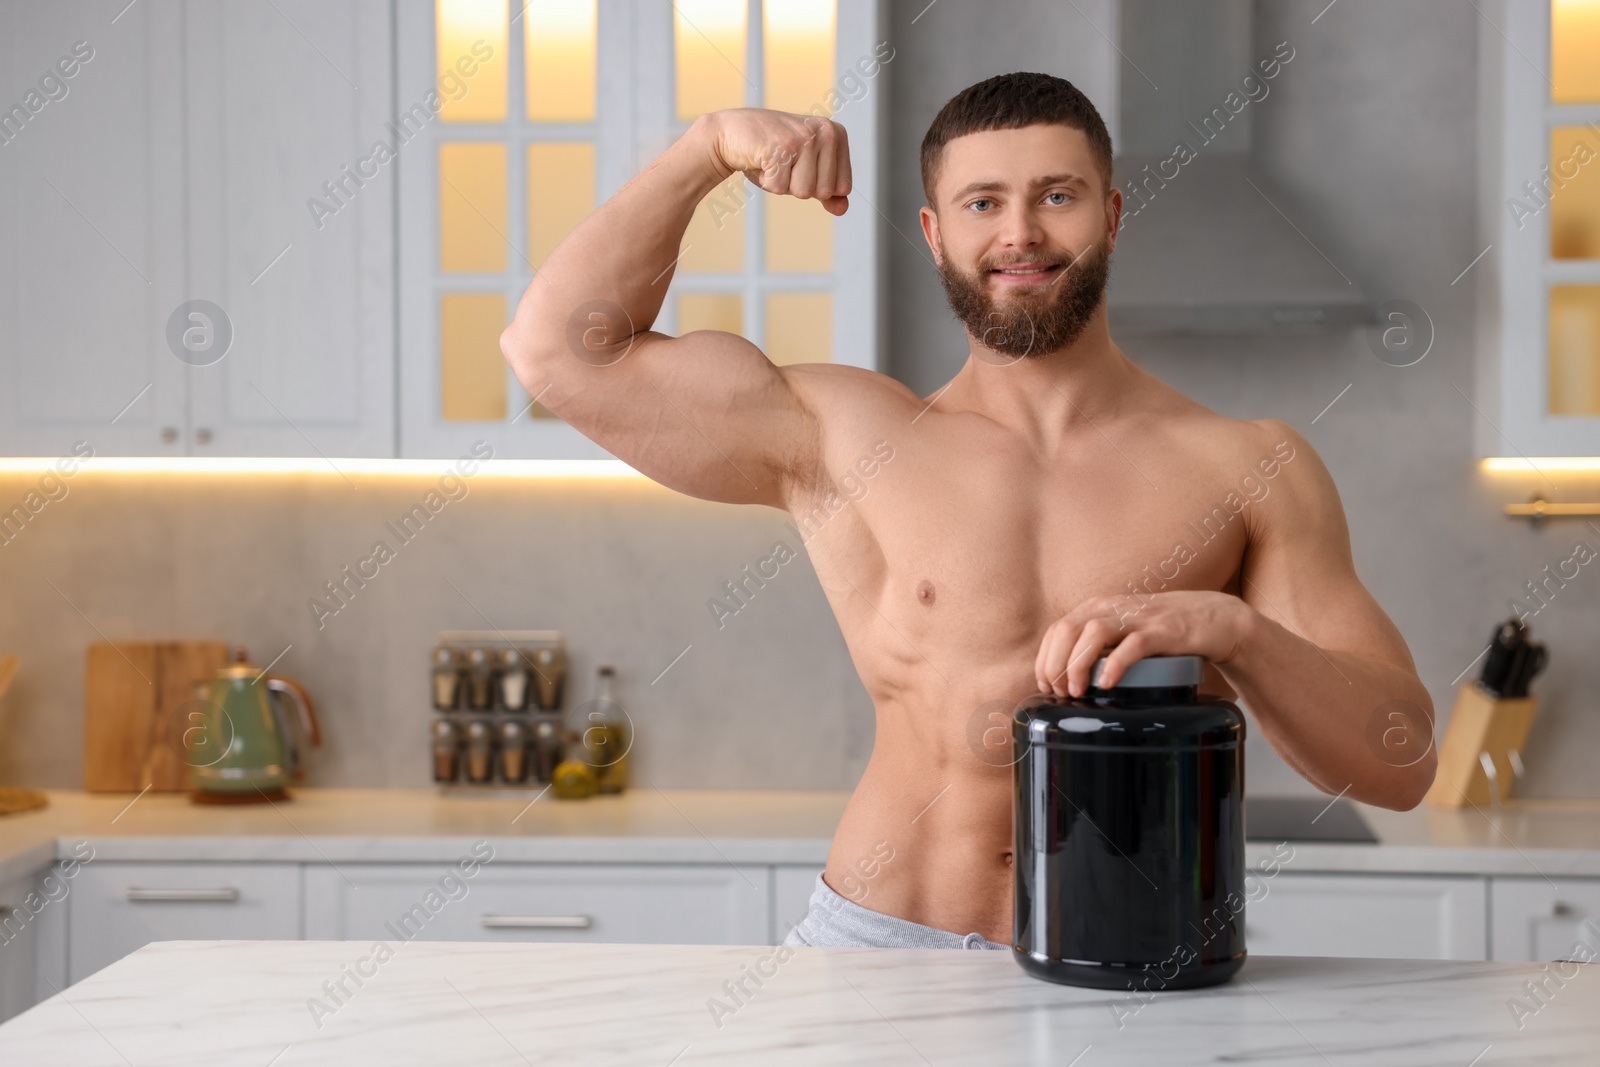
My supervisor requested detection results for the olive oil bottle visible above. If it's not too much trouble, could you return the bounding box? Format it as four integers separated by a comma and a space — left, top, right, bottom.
583, 665, 629, 794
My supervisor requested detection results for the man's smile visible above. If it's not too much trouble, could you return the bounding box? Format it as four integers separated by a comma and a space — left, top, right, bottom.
989, 261, 1063, 286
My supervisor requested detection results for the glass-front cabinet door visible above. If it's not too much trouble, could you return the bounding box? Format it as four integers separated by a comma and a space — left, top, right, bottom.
1478, 0, 1600, 458
397, 0, 884, 461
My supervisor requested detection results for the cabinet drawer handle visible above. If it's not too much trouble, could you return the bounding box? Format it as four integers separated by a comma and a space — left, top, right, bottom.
480, 914, 592, 929
126, 888, 240, 903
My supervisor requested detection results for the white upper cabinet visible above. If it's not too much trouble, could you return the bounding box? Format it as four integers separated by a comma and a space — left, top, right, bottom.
183, 0, 395, 458
0, 0, 394, 459
1476, 0, 1600, 456
0, 0, 187, 457
396, 0, 885, 460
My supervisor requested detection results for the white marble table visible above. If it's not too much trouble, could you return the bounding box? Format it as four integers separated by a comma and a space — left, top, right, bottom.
0, 940, 1591, 1065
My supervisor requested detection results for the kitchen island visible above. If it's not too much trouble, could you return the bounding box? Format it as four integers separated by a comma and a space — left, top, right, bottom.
0, 939, 1592, 1065
5, 789, 1600, 1027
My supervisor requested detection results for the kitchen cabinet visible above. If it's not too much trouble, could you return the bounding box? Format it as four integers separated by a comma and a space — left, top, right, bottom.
0, 0, 391, 459
304, 862, 771, 945
773, 865, 821, 944
0, 873, 37, 1024
20, 844, 1558, 987
772, 867, 1503, 958
67, 863, 302, 983
0, 0, 187, 457
1490, 876, 1600, 961
180, 0, 395, 458
1246, 874, 1488, 961
1474, 1, 1600, 455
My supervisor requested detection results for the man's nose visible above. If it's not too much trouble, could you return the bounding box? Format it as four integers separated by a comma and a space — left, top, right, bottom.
996, 206, 1047, 250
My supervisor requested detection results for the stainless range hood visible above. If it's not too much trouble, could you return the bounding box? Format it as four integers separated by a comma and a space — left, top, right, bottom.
1106, 153, 1371, 333
1104, 0, 1371, 333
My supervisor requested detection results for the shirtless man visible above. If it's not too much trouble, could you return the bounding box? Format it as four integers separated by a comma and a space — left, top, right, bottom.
499, 73, 1437, 949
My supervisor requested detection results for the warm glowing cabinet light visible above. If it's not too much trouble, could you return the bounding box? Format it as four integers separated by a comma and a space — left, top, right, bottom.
436, 0, 508, 121
438, 142, 508, 273
1551, 0, 1600, 104
1544, 3, 1600, 421
674, 0, 747, 121
525, 0, 597, 122
763, 0, 835, 115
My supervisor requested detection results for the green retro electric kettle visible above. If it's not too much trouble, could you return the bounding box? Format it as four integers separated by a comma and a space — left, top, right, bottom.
188, 647, 320, 803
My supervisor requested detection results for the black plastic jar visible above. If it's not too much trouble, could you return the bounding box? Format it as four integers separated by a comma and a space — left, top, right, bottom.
1012, 654, 1246, 990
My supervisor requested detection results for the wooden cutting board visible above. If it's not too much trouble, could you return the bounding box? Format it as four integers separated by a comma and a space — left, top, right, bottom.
85, 641, 230, 792
0, 655, 49, 814
0, 655, 18, 705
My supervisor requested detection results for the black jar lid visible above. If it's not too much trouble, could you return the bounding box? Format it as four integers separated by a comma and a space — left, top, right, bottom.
1013, 655, 1243, 749
1089, 653, 1202, 689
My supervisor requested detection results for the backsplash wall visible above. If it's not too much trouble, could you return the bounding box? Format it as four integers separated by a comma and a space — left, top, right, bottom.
2, 0, 1598, 797
0, 472, 876, 789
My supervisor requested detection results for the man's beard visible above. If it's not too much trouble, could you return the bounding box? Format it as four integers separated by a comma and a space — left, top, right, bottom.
935, 236, 1112, 360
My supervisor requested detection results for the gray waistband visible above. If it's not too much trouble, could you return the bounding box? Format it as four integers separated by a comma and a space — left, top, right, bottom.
782, 873, 1010, 950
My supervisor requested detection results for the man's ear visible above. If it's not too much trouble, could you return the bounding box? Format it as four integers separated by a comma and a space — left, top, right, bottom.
1105, 186, 1123, 254
918, 204, 943, 266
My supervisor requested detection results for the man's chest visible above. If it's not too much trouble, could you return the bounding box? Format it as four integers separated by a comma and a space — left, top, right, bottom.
795, 435, 1256, 649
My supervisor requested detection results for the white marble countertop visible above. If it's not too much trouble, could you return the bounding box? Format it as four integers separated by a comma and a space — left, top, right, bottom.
3, 789, 1600, 885
0, 939, 1591, 1065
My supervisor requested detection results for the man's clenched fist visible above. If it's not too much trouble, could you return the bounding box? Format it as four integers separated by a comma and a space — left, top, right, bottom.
701, 108, 852, 216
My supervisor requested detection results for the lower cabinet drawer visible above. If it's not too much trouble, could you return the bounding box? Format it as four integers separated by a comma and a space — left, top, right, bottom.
304, 863, 771, 945
1246, 873, 1487, 960
1490, 877, 1600, 961
68, 863, 302, 982
0, 872, 39, 1023
773, 866, 822, 944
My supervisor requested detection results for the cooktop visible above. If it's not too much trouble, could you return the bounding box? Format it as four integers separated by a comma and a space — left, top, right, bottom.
1245, 796, 1378, 844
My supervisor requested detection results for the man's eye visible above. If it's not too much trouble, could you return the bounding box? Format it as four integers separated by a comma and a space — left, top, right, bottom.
1045, 192, 1070, 205
969, 199, 992, 212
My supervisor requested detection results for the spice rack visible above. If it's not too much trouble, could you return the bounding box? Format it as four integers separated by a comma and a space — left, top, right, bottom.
430, 630, 566, 793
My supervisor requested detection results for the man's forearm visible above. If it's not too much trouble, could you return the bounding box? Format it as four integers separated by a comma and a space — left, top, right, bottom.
504, 116, 731, 363
1220, 606, 1437, 809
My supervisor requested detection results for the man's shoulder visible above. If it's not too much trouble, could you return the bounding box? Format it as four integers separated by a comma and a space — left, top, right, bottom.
1139, 397, 1326, 510
1195, 414, 1334, 535
768, 363, 917, 506
1228, 416, 1308, 466
779, 362, 923, 421
1148, 395, 1309, 474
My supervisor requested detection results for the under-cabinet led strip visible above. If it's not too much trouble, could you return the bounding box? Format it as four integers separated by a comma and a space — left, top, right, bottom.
0, 457, 644, 478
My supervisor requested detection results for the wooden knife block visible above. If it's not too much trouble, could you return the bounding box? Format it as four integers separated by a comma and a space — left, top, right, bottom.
1423, 683, 1538, 808
85, 641, 230, 792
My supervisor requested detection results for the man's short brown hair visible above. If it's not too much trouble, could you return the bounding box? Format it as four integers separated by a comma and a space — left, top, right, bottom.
920, 71, 1114, 207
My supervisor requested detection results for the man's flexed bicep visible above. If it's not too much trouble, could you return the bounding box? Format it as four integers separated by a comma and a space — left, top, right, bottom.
508, 321, 820, 507
499, 107, 850, 508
